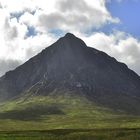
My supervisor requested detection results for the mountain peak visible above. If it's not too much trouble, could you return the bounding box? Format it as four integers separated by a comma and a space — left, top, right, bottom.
64, 33, 75, 38
58, 33, 87, 49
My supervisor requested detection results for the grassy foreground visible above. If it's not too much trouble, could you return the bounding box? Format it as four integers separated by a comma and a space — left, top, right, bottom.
0, 93, 140, 139
0, 129, 140, 140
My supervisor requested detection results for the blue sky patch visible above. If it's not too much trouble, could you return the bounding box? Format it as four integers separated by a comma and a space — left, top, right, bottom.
10, 12, 24, 21
49, 29, 65, 37
26, 26, 37, 37
106, 0, 140, 39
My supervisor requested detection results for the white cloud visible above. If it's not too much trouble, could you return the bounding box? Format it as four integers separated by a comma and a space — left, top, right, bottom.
0, 0, 119, 32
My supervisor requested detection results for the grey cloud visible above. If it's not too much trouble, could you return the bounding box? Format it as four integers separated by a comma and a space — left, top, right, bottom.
56, 0, 109, 27
38, 12, 89, 30
4, 18, 10, 29
7, 26, 18, 40
0, 59, 21, 77
39, 13, 66, 29
57, 0, 104, 16
57, 0, 89, 12
37, 0, 113, 32
0, 2, 2, 8
4, 18, 18, 40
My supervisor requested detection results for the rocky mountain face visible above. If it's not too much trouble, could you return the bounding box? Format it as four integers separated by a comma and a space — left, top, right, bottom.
0, 33, 140, 114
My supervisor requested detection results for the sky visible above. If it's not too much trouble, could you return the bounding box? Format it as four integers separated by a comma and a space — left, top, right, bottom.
0, 0, 140, 76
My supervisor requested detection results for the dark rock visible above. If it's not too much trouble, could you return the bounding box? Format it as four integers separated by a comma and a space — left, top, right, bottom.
0, 33, 140, 114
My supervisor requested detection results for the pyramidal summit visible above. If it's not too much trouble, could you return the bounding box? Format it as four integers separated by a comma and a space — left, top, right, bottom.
0, 33, 140, 118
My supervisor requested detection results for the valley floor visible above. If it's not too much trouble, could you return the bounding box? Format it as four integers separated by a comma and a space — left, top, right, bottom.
0, 129, 140, 140
0, 94, 140, 139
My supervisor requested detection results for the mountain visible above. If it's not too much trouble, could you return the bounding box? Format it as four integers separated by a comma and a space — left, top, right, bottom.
0, 33, 140, 115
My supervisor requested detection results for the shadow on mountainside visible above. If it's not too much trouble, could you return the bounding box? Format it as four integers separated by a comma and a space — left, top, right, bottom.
0, 104, 65, 120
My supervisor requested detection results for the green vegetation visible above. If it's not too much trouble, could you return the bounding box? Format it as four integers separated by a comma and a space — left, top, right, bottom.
0, 93, 140, 139
0, 129, 140, 140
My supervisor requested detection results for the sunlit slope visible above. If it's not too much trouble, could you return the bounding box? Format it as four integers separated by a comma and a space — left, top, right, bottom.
0, 92, 140, 131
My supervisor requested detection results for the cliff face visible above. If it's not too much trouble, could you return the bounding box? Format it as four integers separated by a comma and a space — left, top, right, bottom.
0, 33, 140, 114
